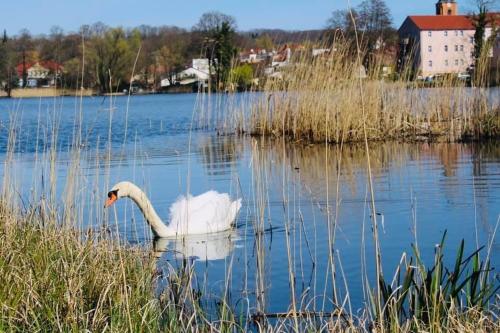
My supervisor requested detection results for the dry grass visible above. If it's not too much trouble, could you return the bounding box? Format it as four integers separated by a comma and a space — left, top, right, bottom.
0, 201, 162, 332
227, 41, 499, 143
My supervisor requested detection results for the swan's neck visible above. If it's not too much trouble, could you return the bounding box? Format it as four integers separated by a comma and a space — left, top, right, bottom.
126, 184, 174, 238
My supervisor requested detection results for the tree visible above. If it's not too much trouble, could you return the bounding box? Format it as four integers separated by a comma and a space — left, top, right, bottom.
231, 64, 254, 90
213, 21, 237, 89
16, 29, 33, 88
0, 31, 18, 97
193, 11, 237, 33
255, 34, 274, 51
154, 43, 185, 86
357, 0, 392, 36
87, 27, 141, 93
194, 12, 237, 90
327, 9, 353, 32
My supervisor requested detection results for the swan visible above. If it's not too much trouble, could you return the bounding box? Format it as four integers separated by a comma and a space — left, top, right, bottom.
105, 181, 241, 238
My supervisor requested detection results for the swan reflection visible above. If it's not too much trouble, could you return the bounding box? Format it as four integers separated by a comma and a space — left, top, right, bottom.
153, 230, 237, 262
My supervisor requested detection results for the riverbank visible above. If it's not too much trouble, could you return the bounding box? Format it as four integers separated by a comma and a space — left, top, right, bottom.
0, 88, 95, 98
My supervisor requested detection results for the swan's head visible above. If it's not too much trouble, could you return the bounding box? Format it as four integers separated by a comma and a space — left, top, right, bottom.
105, 181, 134, 208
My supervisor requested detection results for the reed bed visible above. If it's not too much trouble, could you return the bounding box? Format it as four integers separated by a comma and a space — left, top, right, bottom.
227, 40, 500, 143
0, 202, 160, 332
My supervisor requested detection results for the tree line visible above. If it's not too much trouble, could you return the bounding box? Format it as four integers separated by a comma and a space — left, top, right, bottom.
0, 1, 407, 95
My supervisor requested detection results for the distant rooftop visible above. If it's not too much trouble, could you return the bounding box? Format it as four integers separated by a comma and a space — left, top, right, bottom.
404, 13, 500, 30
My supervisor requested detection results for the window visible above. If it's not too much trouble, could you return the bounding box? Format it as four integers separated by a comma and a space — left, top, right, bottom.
429, 60, 433, 67
428, 45, 432, 52
461, 59, 464, 65
460, 30, 464, 36
470, 37, 474, 43
444, 30, 448, 36
428, 31, 432, 37
455, 59, 459, 66
444, 45, 448, 52
455, 45, 458, 52
445, 59, 449, 66
455, 31, 458, 36
460, 45, 464, 51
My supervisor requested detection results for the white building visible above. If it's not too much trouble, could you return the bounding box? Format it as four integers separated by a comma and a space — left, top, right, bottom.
398, 0, 499, 77
160, 59, 211, 88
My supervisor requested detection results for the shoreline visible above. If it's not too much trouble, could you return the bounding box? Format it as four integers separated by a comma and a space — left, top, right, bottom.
1, 88, 95, 98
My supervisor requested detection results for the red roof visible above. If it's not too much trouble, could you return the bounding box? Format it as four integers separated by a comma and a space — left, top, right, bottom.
16, 61, 63, 77
408, 15, 474, 30
406, 12, 499, 30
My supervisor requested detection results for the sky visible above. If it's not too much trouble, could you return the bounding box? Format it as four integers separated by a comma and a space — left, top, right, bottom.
0, 0, 495, 36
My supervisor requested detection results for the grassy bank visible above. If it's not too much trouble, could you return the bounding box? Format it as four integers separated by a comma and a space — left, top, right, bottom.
0, 199, 497, 332
227, 42, 499, 143
0, 202, 163, 332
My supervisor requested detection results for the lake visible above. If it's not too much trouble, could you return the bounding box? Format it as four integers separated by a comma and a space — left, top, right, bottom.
0, 93, 498, 318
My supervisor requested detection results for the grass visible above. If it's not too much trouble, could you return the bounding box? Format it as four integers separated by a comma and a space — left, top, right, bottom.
0, 202, 163, 332
1, 201, 497, 332
375, 231, 499, 332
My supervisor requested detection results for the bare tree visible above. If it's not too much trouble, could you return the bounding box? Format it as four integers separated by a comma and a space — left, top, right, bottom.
357, 0, 392, 36
193, 11, 237, 33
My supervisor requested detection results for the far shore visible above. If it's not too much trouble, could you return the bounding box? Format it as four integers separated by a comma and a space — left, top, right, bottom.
0, 88, 95, 98
0, 86, 197, 98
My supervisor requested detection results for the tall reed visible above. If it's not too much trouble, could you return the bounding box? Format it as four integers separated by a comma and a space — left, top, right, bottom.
226, 39, 499, 143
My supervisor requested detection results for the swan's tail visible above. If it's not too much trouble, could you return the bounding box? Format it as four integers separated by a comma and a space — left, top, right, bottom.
229, 198, 242, 225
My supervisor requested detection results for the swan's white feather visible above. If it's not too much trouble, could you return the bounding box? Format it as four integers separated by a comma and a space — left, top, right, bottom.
168, 191, 241, 235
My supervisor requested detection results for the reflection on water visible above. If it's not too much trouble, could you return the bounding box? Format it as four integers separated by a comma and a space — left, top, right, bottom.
0, 95, 498, 318
195, 135, 500, 314
153, 230, 237, 261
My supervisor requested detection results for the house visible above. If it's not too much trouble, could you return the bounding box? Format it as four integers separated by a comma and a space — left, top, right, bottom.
398, 0, 499, 78
239, 49, 273, 64
177, 58, 210, 85
16, 61, 63, 87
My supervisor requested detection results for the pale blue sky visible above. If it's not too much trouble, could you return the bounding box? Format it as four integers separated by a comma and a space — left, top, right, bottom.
0, 0, 492, 36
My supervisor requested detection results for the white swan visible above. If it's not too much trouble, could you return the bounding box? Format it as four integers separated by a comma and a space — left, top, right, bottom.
105, 181, 241, 238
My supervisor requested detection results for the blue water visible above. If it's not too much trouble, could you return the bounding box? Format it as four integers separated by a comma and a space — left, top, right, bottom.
0, 94, 498, 317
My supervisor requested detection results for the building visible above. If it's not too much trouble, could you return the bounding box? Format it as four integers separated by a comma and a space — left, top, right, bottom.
398, 0, 499, 78
16, 61, 63, 87
160, 59, 211, 89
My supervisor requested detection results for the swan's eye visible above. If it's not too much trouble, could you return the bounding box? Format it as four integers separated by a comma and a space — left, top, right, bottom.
108, 190, 118, 198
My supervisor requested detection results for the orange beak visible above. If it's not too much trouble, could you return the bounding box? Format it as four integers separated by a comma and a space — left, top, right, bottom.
105, 192, 118, 208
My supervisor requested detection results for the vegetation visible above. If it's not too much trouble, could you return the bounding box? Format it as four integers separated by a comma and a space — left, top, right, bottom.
225, 39, 499, 143
0, 206, 161, 332
472, 0, 499, 87
230, 64, 254, 90
0, 0, 499, 331
194, 12, 238, 90
375, 231, 499, 331
0, 30, 17, 96
86, 27, 141, 93
0, 159, 498, 332
0, 14, 332, 94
